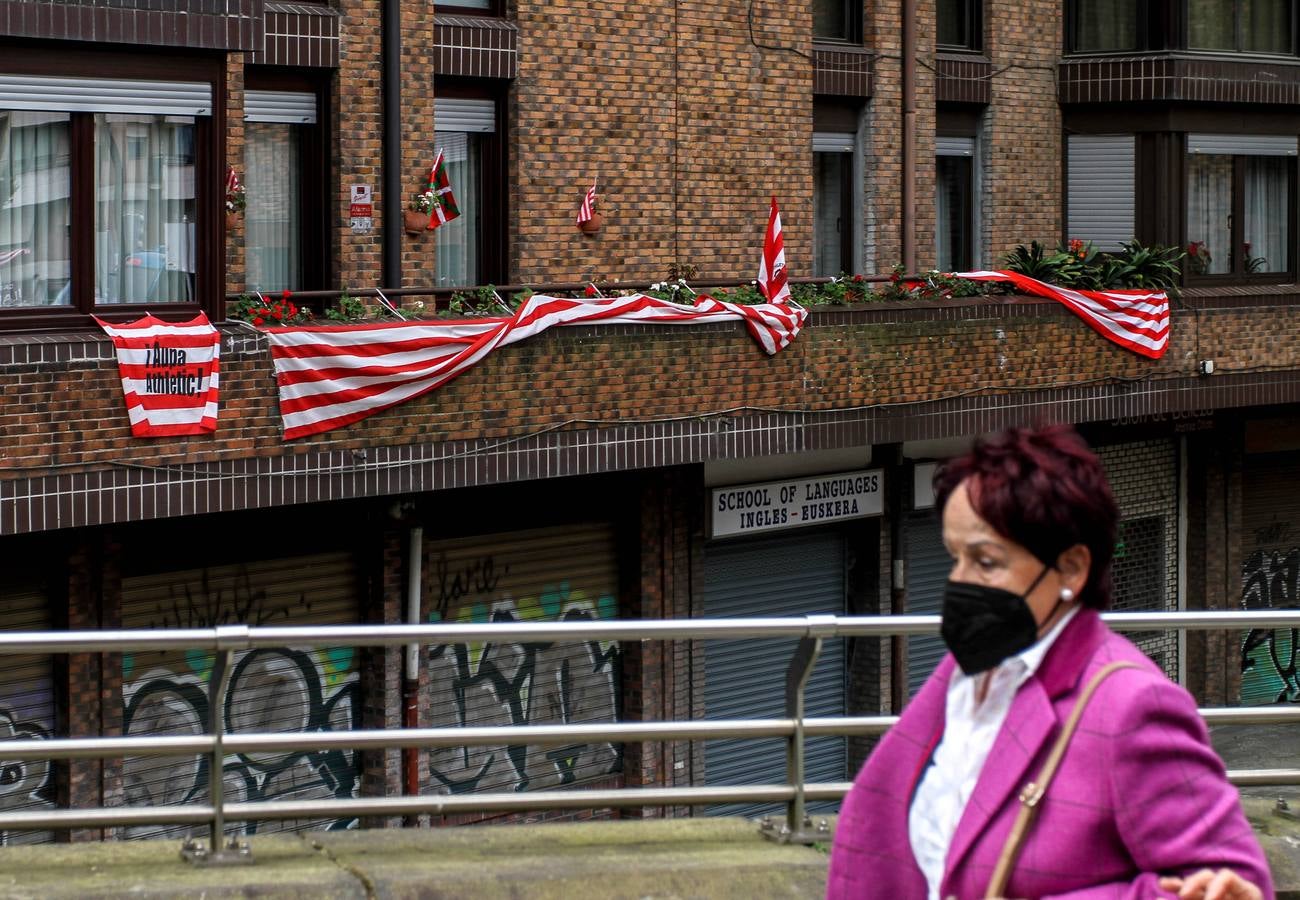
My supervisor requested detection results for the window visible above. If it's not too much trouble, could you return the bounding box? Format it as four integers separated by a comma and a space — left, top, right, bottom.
1186, 134, 1295, 279
937, 0, 981, 49
813, 0, 862, 42
1072, 0, 1143, 51
1189, 0, 1293, 53
1066, 134, 1136, 251
438, 0, 499, 12
433, 93, 505, 288
244, 85, 325, 293
936, 138, 976, 271
0, 62, 219, 328
813, 132, 858, 277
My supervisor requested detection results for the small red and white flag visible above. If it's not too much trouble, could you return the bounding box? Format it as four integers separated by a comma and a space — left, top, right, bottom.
225, 165, 240, 196
953, 270, 1170, 359
94, 312, 221, 437
426, 149, 460, 229
757, 196, 791, 304
576, 179, 597, 226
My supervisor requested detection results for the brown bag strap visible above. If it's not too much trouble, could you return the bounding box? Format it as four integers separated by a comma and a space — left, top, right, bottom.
984, 660, 1141, 899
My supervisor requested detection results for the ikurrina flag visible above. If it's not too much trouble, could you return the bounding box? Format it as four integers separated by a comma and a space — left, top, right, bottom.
94, 312, 221, 437
953, 270, 1170, 359
425, 148, 460, 229
757, 196, 791, 304
264, 293, 807, 440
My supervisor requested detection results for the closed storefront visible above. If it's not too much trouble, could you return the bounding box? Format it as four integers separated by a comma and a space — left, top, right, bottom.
905, 508, 948, 698
0, 579, 55, 845
1097, 439, 1180, 680
702, 468, 882, 818
424, 524, 622, 797
120, 552, 361, 838
1240, 451, 1300, 706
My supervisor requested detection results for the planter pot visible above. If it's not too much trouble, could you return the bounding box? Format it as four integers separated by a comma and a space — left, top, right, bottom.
578, 212, 603, 235
404, 210, 429, 235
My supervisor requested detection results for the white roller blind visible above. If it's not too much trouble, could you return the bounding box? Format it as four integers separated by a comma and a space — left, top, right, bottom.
245, 90, 317, 124
936, 136, 975, 157
1188, 134, 1298, 156
813, 131, 855, 153
1067, 134, 1135, 251
434, 98, 495, 133
0, 74, 211, 116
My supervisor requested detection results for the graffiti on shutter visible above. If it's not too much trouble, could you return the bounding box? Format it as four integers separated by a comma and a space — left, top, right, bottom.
1240, 456, 1300, 705
0, 584, 55, 845
120, 553, 360, 838
424, 524, 621, 798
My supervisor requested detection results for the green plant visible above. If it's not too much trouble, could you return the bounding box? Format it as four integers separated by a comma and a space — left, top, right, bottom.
409, 188, 435, 214
1243, 242, 1267, 274
645, 278, 697, 305
1003, 240, 1061, 282
326, 290, 367, 322
445, 284, 508, 318
229, 289, 312, 326
512, 287, 536, 306
710, 282, 766, 304
870, 266, 999, 303
1104, 240, 1184, 293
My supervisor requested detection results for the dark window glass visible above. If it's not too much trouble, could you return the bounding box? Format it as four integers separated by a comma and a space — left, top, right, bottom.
1189, 0, 1293, 53
1187, 151, 1292, 279
1074, 0, 1141, 50
938, 0, 980, 48
814, 0, 856, 41
936, 155, 973, 272
813, 150, 854, 276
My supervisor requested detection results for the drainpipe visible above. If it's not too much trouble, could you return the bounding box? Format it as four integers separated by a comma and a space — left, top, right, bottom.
382, 0, 402, 290
901, 0, 917, 272
402, 525, 423, 814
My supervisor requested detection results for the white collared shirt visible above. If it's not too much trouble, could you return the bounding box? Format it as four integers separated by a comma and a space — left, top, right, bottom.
907, 606, 1079, 900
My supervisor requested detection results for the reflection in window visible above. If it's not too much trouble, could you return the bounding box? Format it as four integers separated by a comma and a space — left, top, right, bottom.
1073, 0, 1139, 51
937, 154, 973, 272
245, 123, 302, 292
0, 112, 71, 307
1244, 156, 1289, 272
937, 0, 979, 49
94, 114, 196, 304
1189, 0, 1292, 53
1186, 154, 1232, 274
1187, 151, 1292, 277
434, 131, 480, 288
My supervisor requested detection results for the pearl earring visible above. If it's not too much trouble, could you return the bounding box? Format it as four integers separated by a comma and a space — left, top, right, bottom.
1060, 587, 1075, 602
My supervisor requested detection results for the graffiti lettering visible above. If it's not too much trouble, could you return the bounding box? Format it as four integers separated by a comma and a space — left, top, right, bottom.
0, 709, 54, 845
434, 552, 508, 621
1239, 548, 1300, 704
1253, 517, 1293, 548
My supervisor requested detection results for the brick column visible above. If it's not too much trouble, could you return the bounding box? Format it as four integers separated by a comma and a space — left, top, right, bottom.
358, 527, 403, 829
223, 52, 246, 297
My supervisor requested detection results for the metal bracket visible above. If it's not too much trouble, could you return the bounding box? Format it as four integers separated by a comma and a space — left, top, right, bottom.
759, 814, 832, 845
1276, 797, 1297, 821
179, 836, 255, 866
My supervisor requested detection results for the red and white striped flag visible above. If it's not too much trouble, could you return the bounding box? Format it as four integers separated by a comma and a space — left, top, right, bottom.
576, 179, 597, 226
263, 293, 806, 440
953, 270, 1170, 359
757, 196, 791, 304
94, 312, 221, 437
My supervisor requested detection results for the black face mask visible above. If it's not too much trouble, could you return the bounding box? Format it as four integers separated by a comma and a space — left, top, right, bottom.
940, 566, 1058, 676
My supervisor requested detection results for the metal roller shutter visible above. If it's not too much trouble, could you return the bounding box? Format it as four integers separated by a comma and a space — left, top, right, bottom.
0, 582, 55, 845
905, 510, 949, 698
1067, 134, 1135, 251
1188, 134, 1298, 157
424, 524, 622, 797
701, 529, 846, 819
245, 90, 317, 124
120, 552, 361, 839
936, 136, 975, 157
434, 98, 495, 133
1097, 440, 1179, 681
813, 132, 855, 153
1240, 452, 1300, 705
0, 74, 211, 116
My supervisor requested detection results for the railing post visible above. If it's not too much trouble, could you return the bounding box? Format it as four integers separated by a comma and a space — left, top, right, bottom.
760, 615, 835, 846
181, 627, 253, 866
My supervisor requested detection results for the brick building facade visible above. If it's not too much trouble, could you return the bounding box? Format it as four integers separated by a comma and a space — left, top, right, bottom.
0, 0, 1298, 841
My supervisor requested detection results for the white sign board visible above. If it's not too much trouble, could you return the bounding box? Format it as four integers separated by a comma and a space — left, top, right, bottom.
349, 183, 373, 234
710, 469, 883, 539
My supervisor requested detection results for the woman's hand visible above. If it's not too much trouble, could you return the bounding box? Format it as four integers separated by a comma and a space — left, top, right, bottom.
1159, 869, 1263, 900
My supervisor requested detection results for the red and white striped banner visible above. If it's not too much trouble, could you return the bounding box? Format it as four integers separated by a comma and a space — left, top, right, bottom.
94, 312, 221, 437
953, 270, 1170, 359
264, 293, 807, 440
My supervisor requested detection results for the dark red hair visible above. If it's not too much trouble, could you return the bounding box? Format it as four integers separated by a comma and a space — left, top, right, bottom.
933, 424, 1119, 609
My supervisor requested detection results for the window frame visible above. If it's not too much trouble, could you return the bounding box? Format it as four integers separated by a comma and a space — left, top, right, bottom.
1185, 0, 1297, 55
937, 0, 983, 52
0, 47, 224, 333
812, 0, 864, 45
243, 68, 330, 297
436, 0, 505, 18
935, 144, 977, 272
433, 80, 508, 288
1183, 147, 1298, 285
1067, 0, 1299, 56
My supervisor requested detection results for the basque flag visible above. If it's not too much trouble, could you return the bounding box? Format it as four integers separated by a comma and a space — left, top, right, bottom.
577, 179, 598, 226
426, 149, 460, 229
757, 195, 791, 304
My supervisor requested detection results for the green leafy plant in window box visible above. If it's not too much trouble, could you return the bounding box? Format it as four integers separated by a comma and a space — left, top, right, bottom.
229, 290, 313, 326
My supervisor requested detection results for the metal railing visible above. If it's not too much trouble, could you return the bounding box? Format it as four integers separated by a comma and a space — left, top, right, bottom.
0, 610, 1297, 862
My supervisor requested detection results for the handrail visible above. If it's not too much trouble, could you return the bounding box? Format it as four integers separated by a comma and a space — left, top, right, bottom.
0, 610, 1295, 862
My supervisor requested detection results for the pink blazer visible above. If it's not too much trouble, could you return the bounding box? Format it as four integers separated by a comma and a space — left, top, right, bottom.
827, 609, 1273, 899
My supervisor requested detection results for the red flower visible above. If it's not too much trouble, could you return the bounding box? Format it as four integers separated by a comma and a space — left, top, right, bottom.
252, 317, 264, 325
281, 289, 292, 300
584, 284, 599, 297
257, 307, 269, 316
288, 302, 298, 317
1068, 238, 1084, 254
852, 273, 865, 283
890, 272, 901, 283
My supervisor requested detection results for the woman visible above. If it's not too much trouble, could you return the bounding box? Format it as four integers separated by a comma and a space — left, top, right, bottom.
827, 424, 1271, 900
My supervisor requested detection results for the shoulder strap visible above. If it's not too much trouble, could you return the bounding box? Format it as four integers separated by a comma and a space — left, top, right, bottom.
984, 660, 1142, 898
